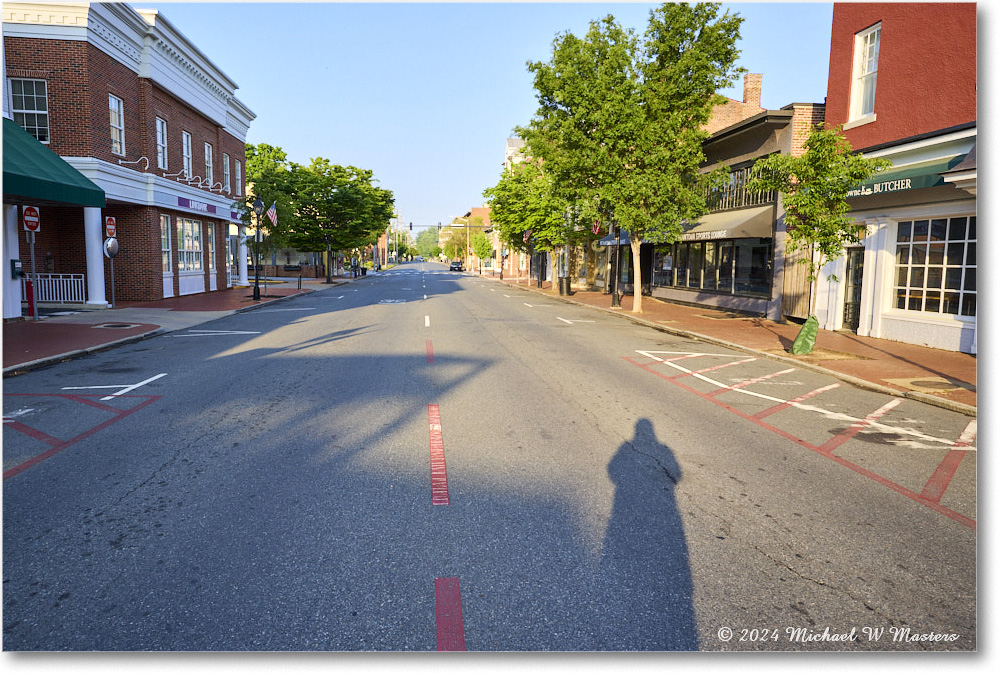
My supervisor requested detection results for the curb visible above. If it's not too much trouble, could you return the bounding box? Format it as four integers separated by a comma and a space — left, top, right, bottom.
2, 286, 323, 377
482, 274, 977, 418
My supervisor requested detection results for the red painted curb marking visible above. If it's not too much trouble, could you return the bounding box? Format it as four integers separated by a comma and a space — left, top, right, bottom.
426, 340, 435, 364
3, 394, 162, 480
624, 356, 975, 529
428, 404, 450, 505
435, 577, 466, 651
921, 419, 976, 503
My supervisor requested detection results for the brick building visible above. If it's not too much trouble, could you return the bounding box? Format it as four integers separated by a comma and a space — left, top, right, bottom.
812, 2, 976, 353
3, 2, 254, 318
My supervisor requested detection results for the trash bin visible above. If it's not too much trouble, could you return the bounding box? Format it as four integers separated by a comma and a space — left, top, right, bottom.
558, 276, 571, 295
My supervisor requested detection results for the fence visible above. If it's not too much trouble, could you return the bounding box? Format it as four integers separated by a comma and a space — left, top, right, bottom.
21, 273, 87, 303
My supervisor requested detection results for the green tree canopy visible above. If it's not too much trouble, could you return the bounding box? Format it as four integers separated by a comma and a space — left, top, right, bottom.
748, 124, 891, 286
483, 161, 568, 253
518, 2, 744, 312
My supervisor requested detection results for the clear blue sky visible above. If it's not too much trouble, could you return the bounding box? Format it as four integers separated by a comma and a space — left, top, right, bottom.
144, 1, 835, 232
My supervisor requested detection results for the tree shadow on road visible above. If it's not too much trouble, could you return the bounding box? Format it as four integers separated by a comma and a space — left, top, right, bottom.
598, 418, 698, 650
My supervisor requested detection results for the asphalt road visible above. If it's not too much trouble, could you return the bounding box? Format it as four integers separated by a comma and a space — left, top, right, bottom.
2, 261, 976, 651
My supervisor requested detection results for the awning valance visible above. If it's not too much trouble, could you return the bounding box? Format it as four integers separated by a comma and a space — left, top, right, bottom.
681, 205, 773, 242
846, 155, 965, 198
2, 118, 106, 207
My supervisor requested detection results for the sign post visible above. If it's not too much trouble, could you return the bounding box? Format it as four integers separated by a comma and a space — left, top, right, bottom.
22, 205, 41, 320
104, 237, 119, 308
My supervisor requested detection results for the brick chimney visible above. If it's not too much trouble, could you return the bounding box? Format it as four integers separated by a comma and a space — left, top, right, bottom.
743, 73, 763, 109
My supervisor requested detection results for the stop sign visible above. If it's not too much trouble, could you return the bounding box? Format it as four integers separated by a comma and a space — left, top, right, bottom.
23, 206, 40, 232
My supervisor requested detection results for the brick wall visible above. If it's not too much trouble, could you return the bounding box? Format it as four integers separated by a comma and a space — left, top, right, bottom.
789, 103, 826, 157
705, 73, 765, 135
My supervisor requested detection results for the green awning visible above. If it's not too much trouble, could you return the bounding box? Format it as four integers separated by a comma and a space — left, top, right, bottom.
847, 155, 965, 198
2, 117, 105, 207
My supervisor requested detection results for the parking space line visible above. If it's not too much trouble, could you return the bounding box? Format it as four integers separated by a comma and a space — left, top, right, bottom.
435, 577, 466, 651
753, 383, 841, 419
818, 398, 903, 454
708, 367, 796, 396
920, 419, 976, 503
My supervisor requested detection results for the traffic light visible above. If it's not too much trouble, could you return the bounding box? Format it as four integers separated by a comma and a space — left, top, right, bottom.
409, 223, 412, 231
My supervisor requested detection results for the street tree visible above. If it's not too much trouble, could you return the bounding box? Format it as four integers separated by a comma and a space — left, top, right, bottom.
414, 227, 440, 258
287, 159, 395, 283
242, 143, 297, 269
483, 161, 571, 284
748, 123, 890, 352
519, 3, 744, 312
471, 230, 494, 273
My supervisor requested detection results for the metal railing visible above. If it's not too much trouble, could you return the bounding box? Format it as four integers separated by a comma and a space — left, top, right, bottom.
21, 273, 87, 303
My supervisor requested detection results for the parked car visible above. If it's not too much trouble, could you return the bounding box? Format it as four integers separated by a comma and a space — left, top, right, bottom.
449, 261, 463, 271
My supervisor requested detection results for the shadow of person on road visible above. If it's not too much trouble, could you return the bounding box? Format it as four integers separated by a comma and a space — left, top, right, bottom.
598, 418, 698, 650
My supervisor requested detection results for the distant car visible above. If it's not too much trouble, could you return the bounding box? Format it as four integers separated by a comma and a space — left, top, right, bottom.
415, 256, 424, 262
449, 261, 463, 271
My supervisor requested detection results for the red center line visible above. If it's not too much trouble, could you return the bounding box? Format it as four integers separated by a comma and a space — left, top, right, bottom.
428, 404, 450, 505
426, 340, 435, 364
435, 577, 466, 651
920, 419, 976, 503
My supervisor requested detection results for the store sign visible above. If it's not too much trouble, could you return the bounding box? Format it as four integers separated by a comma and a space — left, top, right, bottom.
177, 197, 217, 214
682, 229, 730, 241
847, 178, 914, 198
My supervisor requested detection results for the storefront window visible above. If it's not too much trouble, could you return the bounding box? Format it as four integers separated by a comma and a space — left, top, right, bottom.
176, 218, 203, 272
654, 238, 771, 297
894, 216, 975, 317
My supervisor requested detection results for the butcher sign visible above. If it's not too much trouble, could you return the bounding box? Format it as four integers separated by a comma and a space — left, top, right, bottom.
105, 216, 117, 238
22, 206, 40, 232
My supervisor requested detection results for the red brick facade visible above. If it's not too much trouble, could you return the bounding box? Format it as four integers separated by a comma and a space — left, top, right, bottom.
6, 30, 247, 302
824, 2, 976, 149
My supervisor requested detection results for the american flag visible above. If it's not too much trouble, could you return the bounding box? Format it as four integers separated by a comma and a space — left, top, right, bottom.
266, 201, 278, 227
592, 219, 601, 235
523, 230, 531, 243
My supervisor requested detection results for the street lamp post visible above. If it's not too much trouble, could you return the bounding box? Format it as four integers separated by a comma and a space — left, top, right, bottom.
252, 196, 265, 301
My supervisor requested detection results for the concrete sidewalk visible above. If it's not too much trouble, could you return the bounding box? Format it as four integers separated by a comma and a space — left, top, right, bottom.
482, 271, 977, 416
2, 268, 976, 416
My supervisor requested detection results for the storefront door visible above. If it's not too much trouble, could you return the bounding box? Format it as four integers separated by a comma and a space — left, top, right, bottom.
843, 247, 864, 332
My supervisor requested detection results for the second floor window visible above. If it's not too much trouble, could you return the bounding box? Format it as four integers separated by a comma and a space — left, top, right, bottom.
235, 160, 243, 196
204, 143, 214, 185
156, 117, 168, 170
223, 153, 231, 192
109, 94, 125, 155
851, 23, 881, 121
10, 78, 49, 142
182, 132, 193, 178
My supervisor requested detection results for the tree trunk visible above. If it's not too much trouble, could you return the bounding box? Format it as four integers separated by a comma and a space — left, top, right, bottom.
630, 237, 644, 313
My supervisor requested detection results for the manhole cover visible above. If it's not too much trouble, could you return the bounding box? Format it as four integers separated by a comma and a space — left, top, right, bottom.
93, 323, 141, 329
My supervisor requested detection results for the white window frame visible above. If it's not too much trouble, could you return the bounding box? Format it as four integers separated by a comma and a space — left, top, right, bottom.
161, 214, 172, 273
109, 94, 125, 155
156, 117, 168, 170
176, 218, 203, 272
204, 142, 214, 186
223, 153, 231, 192
9, 78, 49, 143
207, 223, 216, 271
847, 23, 881, 126
182, 131, 193, 178
235, 160, 243, 196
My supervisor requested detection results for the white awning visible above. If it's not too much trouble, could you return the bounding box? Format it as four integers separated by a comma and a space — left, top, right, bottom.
681, 205, 774, 242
